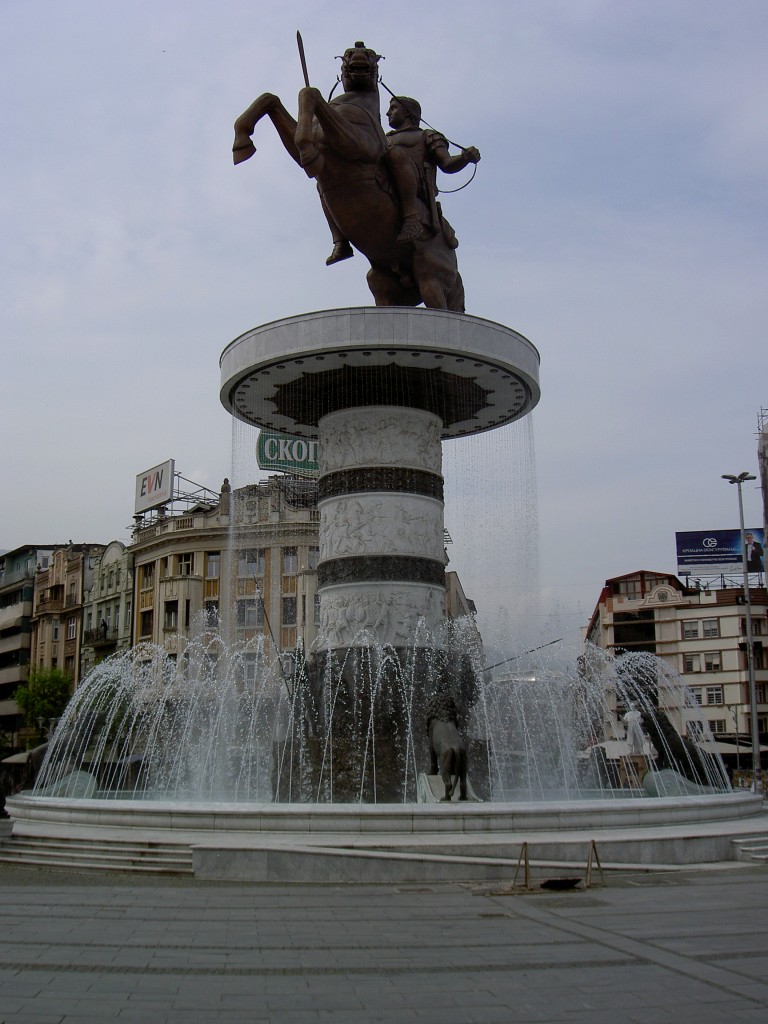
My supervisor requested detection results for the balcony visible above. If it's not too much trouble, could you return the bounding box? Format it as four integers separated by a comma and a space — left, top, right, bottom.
84, 628, 119, 649
0, 567, 34, 587
0, 603, 29, 629
36, 595, 64, 613
0, 666, 25, 687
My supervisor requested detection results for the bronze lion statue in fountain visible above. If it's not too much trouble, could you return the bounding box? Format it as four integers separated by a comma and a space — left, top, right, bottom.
426, 693, 468, 801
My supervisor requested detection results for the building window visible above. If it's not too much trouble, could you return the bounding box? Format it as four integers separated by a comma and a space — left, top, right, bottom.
702, 619, 719, 638
282, 595, 297, 626
164, 600, 178, 630
710, 719, 727, 734
52, 620, 59, 641
703, 652, 721, 672
686, 720, 704, 739
204, 602, 219, 627
314, 593, 321, 626
238, 549, 265, 577
684, 654, 700, 673
178, 553, 193, 576
205, 552, 220, 579
140, 610, 153, 638
140, 564, 154, 589
617, 577, 644, 599
67, 617, 77, 640
690, 688, 703, 705
283, 547, 298, 575
756, 683, 767, 704
682, 621, 699, 640
705, 685, 723, 706
741, 618, 764, 636
243, 653, 262, 685
308, 546, 319, 571
236, 599, 263, 629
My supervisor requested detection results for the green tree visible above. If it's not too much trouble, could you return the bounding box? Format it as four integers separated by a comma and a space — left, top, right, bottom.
15, 668, 72, 729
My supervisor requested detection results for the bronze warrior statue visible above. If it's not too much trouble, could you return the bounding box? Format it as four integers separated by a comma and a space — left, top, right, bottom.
233, 41, 480, 312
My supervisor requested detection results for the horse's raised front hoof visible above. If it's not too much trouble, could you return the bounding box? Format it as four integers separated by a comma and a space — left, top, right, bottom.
326, 241, 354, 266
233, 142, 256, 165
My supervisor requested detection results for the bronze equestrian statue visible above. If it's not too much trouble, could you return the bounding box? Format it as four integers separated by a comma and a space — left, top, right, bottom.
232, 41, 480, 311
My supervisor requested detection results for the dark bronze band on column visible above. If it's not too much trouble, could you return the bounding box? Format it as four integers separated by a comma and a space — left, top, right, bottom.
318, 556, 446, 588
318, 467, 443, 501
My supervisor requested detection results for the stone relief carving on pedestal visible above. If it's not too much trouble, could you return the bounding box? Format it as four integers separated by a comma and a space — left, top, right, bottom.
320, 496, 444, 561
319, 586, 445, 648
320, 409, 442, 473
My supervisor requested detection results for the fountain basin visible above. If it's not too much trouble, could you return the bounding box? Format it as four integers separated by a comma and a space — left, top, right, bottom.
7, 791, 765, 880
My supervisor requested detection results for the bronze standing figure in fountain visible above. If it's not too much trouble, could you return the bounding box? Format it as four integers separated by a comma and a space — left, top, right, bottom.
233, 40, 480, 311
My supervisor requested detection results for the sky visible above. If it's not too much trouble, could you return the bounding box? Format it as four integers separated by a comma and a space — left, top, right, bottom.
1, 0, 766, 657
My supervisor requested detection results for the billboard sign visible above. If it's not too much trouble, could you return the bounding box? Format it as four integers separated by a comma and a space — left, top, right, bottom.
676, 528, 765, 575
135, 459, 175, 514
257, 432, 319, 477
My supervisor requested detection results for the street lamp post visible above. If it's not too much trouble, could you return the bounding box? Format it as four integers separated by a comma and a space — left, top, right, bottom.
722, 471, 761, 792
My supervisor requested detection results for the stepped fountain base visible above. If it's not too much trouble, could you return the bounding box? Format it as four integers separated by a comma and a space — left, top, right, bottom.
7, 791, 766, 880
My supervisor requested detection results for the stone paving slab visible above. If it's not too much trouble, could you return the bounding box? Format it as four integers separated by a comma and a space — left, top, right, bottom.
0, 862, 767, 1022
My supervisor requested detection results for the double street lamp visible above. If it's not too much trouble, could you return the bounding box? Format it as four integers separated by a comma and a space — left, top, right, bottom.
721, 471, 761, 792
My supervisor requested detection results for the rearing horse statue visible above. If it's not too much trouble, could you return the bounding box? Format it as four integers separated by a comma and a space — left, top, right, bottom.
232, 41, 479, 311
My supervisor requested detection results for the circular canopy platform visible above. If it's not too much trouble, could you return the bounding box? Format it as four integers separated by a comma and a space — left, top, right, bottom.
220, 307, 541, 440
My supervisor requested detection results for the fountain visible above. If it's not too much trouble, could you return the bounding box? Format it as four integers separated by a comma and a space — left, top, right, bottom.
6, 40, 765, 878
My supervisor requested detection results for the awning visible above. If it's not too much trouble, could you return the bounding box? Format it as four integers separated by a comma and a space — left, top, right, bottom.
1, 743, 47, 765
710, 740, 768, 755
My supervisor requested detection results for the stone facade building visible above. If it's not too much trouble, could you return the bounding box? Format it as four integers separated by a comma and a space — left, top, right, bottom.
586, 570, 768, 747
128, 476, 321, 671
80, 541, 135, 679
30, 544, 106, 686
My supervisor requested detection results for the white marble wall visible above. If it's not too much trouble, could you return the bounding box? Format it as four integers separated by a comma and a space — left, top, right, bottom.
319, 407, 442, 472
317, 406, 445, 649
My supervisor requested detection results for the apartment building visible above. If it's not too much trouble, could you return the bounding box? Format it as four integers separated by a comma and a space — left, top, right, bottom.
128, 476, 321, 668
0, 545, 57, 746
586, 570, 768, 744
30, 543, 106, 686
80, 541, 135, 678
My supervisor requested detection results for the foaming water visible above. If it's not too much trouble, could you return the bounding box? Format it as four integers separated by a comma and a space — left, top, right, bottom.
33, 632, 730, 802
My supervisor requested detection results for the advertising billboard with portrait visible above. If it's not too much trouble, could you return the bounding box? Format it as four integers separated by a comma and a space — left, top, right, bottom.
676, 528, 765, 575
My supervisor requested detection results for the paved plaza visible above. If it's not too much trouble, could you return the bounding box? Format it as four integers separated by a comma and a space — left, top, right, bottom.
0, 859, 767, 1024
